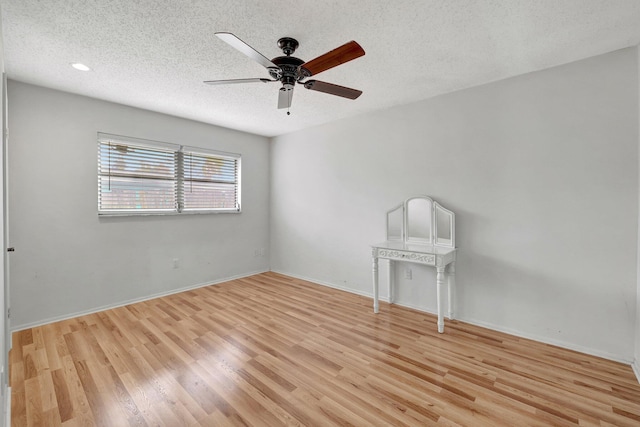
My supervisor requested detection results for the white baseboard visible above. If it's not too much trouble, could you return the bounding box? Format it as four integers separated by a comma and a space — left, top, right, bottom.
633, 360, 640, 384
459, 316, 633, 365
270, 269, 378, 299
271, 269, 444, 314
11, 269, 269, 332
273, 270, 634, 366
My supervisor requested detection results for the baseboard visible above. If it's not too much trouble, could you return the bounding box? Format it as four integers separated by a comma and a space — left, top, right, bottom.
460, 316, 633, 365
273, 270, 634, 365
270, 269, 379, 300
11, 269, 269, 332
633, 359, 640, 384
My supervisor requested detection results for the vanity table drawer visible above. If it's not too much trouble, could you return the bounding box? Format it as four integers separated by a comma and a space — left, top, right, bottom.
377, 249, 436, 265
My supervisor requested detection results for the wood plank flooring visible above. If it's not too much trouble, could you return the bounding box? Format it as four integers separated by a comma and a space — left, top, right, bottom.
9, 272, 640, 426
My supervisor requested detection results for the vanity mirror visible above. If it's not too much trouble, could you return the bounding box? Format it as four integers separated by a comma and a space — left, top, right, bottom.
386, 204, 404, 241
405, 197, 433, 244
434, 203, 455, 247
385, 196, 455, 248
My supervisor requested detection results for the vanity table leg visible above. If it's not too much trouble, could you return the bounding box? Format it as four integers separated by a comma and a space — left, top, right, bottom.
448, 261, 456, 320
436, 266, 445, 333
373, 256, 379, 313
388, 260, 395, 304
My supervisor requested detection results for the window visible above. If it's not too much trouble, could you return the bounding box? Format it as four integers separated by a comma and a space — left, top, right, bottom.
98, 133, 240, 215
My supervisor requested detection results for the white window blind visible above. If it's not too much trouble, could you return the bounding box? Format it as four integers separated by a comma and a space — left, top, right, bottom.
181, 149, 239, 211
98, 133, 241, 215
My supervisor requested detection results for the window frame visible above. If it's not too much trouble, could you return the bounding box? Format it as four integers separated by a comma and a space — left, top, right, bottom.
98, 133, 241, 216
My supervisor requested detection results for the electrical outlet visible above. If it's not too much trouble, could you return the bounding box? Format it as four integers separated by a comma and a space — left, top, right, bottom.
172, 258, 179, 269
404, 268, 412, 279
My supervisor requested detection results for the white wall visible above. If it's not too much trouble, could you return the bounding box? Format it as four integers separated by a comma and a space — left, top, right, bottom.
635, 45, 640, 380
271, 48, 639, 362
8, 81, 270, 329
0, 7, 7, 426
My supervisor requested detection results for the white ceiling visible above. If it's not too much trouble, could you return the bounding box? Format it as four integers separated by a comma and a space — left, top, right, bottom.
2, 1, 640, 138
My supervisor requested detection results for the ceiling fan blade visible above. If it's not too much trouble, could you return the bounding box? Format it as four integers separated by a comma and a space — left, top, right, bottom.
300, 41, 365, 77
303, 80, 362, 100
278, 86, 294, 109
204, 78, 274, 85
215, 32, 277, 69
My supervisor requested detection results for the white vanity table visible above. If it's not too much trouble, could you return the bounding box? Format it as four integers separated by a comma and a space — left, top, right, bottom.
372, 196, 457, 333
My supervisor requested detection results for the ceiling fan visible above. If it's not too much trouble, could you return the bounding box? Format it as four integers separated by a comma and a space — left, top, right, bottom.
205, 32, 365, 113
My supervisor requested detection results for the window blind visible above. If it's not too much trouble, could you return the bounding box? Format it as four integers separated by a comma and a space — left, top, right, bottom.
97, 133, 240, 215
181, 148, 240, 212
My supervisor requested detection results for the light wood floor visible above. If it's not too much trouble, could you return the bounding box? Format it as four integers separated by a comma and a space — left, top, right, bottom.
9, 272, 640, 426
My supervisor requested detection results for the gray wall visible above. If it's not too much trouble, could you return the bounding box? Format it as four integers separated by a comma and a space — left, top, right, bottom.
270, 48, 639, 362
0, 8, 6, 426
8, 81, 270, 329
636, 46, 640, 378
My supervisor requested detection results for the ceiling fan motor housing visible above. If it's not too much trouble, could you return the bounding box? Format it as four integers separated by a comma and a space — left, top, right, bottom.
268, 37, 307, 87
270, 55, 305, 85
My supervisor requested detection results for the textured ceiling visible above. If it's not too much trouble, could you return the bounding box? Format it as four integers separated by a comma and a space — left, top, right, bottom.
2, 0, 640, 137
